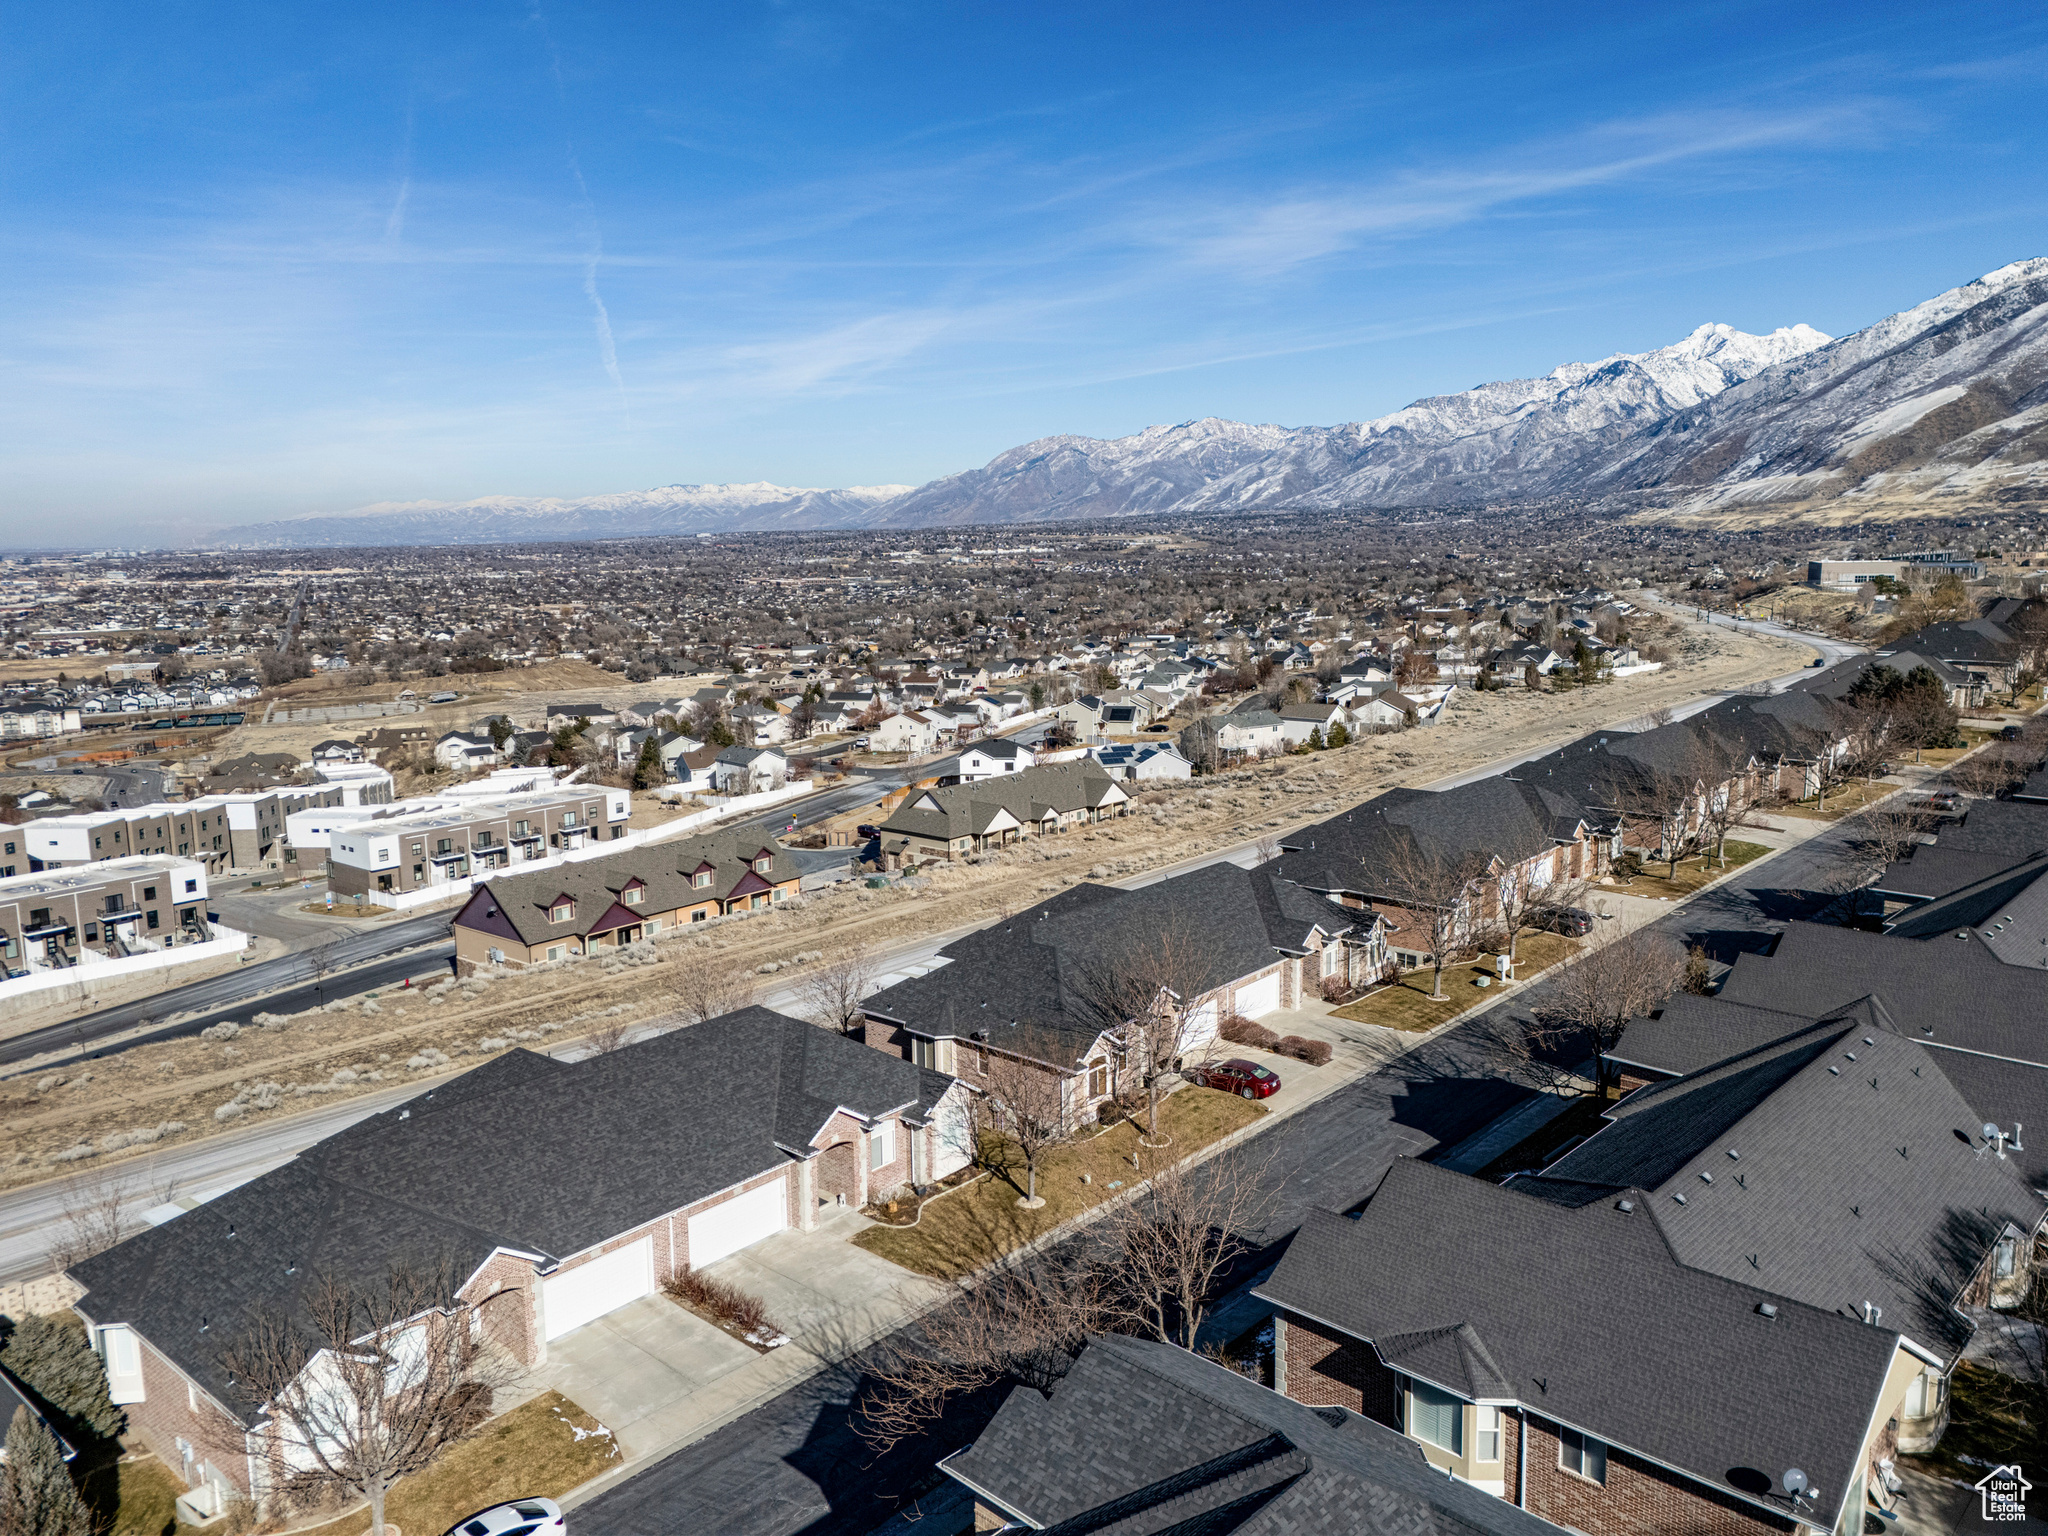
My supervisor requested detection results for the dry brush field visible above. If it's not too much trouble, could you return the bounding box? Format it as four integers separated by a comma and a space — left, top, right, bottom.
1, 614, 1808, 1198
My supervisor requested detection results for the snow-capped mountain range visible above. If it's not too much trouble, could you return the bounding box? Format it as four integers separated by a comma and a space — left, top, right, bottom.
222, 260, 2048, 546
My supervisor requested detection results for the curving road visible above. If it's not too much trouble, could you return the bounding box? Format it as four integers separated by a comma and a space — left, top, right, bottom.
0, 911, 455, 1071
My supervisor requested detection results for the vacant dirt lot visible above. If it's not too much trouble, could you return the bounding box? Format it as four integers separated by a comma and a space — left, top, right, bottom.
0, 613, 1808, 1194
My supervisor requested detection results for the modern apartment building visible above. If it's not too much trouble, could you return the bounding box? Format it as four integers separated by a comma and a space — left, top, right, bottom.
0, 856, 210, 978
327, 787, 631, 901
21, 785, 348, 876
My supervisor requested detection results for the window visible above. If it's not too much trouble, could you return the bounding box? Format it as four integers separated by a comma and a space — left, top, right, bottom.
142, 887, 156, 902
549, 900, 575, 923
85, 923, 98, 943
869, 1121, 896, 1170
1087, 1058, 1109, 1098
1476, 1406, 1501, 1462
693, 870, 712, 888
563, 811, 579, 828
436, 838, 453, 855
184, 879, 197, 893
515, 820, 530, 836
1409, 1383, 1462, 1454
692, 909, 707, 922
147, 910, 159, 930
912, 1038, 936, 1069
1558, 1428, 1606, 1484
754, 856, 772, 874
546, 944, 565, 963
623, 886, 643, 905
1994, 1236, 2018, 1278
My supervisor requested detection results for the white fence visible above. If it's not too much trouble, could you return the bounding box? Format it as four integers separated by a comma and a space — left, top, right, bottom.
0, 924, 255, 1016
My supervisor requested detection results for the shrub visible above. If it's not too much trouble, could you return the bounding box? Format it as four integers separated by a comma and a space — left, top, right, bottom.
663, 1269, 775, 1339
1320, 975, 1348, 1003
1613, 852, 1643, 879
1218, 1014, 1280, 1051
1274, 1035, 1333, 1067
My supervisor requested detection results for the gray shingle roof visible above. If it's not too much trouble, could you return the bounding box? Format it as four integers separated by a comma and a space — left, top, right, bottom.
1717, 922, 2048, 1064
861, 862, 1350, 1068
1871, 845, 2022, 901
944, 1333, 1558, 1536
1543, 1022, 2045, 1359
1258, 1161, 1900, 1535
71, 1008, 950, 1421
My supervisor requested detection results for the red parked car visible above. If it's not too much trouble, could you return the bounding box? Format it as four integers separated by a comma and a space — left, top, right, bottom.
1187, 1058, 1281, 1099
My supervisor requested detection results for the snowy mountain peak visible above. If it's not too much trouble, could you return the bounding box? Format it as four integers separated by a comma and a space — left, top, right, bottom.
219, 258, 2048, 545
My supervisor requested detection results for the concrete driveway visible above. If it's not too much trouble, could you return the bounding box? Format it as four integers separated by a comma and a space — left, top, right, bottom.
532, 1207, 943, 1468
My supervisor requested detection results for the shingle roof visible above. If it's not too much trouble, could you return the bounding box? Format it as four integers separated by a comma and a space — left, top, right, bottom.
1543, 1022, 2045, 1359
71, 1008, 950, 1421
460, 829, 798, 944
1884, 855, 2048, 962
1871, 845, 2022, 901
944, 1334, 1557, 1536
861, 862, 1350, 1067
1281, 779, 1578, 895
1717, 922, 2048, 1063
879, 762, 1125, 843
1258, 1161, 1900, 1535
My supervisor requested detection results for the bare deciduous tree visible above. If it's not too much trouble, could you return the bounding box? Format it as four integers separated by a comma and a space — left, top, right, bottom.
857, 1146, 1275, 1451
214, 1261, 509, 1536
48, 1164, 176, 1273
1947, 743, 2027, 802
1096, 1147, 1273, 1350
1069, 919, 1217, 1139
1527, 927, 1686, 1100
1599, 761, 1695, 878
658, 945, 758, 1025
857, 1258, 1106, 1453
975, 1052, 1073, 1207
583, 1017, 633, 1054
1842, 802, 1931, 879
794, 942, 878, 1035
1373, 841, 1486, 999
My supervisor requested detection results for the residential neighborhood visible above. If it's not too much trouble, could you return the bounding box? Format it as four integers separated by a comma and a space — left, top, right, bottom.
5, 551, 2048, 1536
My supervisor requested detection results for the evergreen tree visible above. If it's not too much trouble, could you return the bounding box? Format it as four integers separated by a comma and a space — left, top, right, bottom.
1307, 727, 1325, 751
0, 1316, 123, 1440
1327, 723, 1350, 749
633, 734, 665, 789
2, 1406, 91, 1536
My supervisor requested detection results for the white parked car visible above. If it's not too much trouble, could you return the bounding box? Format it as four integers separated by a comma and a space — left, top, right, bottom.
442, 1498, 565, 1536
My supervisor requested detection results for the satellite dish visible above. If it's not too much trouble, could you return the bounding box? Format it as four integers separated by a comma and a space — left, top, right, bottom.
1781, 1469, 1810, 1497
1983, 1122, 2002, 1141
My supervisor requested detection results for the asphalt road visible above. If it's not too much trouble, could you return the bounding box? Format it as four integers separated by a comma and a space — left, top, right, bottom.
570, 814, 1876, 1536
0, 910, 455, 1071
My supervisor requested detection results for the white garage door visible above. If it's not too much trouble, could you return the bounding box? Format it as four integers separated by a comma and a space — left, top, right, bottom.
688, 1176, 788, 1269
543, 1237, 652, 1341
1235, 973, 1281, 1019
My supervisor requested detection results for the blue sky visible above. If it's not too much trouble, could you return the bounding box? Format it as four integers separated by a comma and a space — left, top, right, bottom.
3, 1, 2045, 542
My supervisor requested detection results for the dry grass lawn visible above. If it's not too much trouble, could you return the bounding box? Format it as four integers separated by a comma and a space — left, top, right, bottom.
298, 1391, 620, 1536
854, 1088, 1265, 1280
1605, 839, 1771, 896
1331, 930, 1581, 1033
92, 1454, 183, 1536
